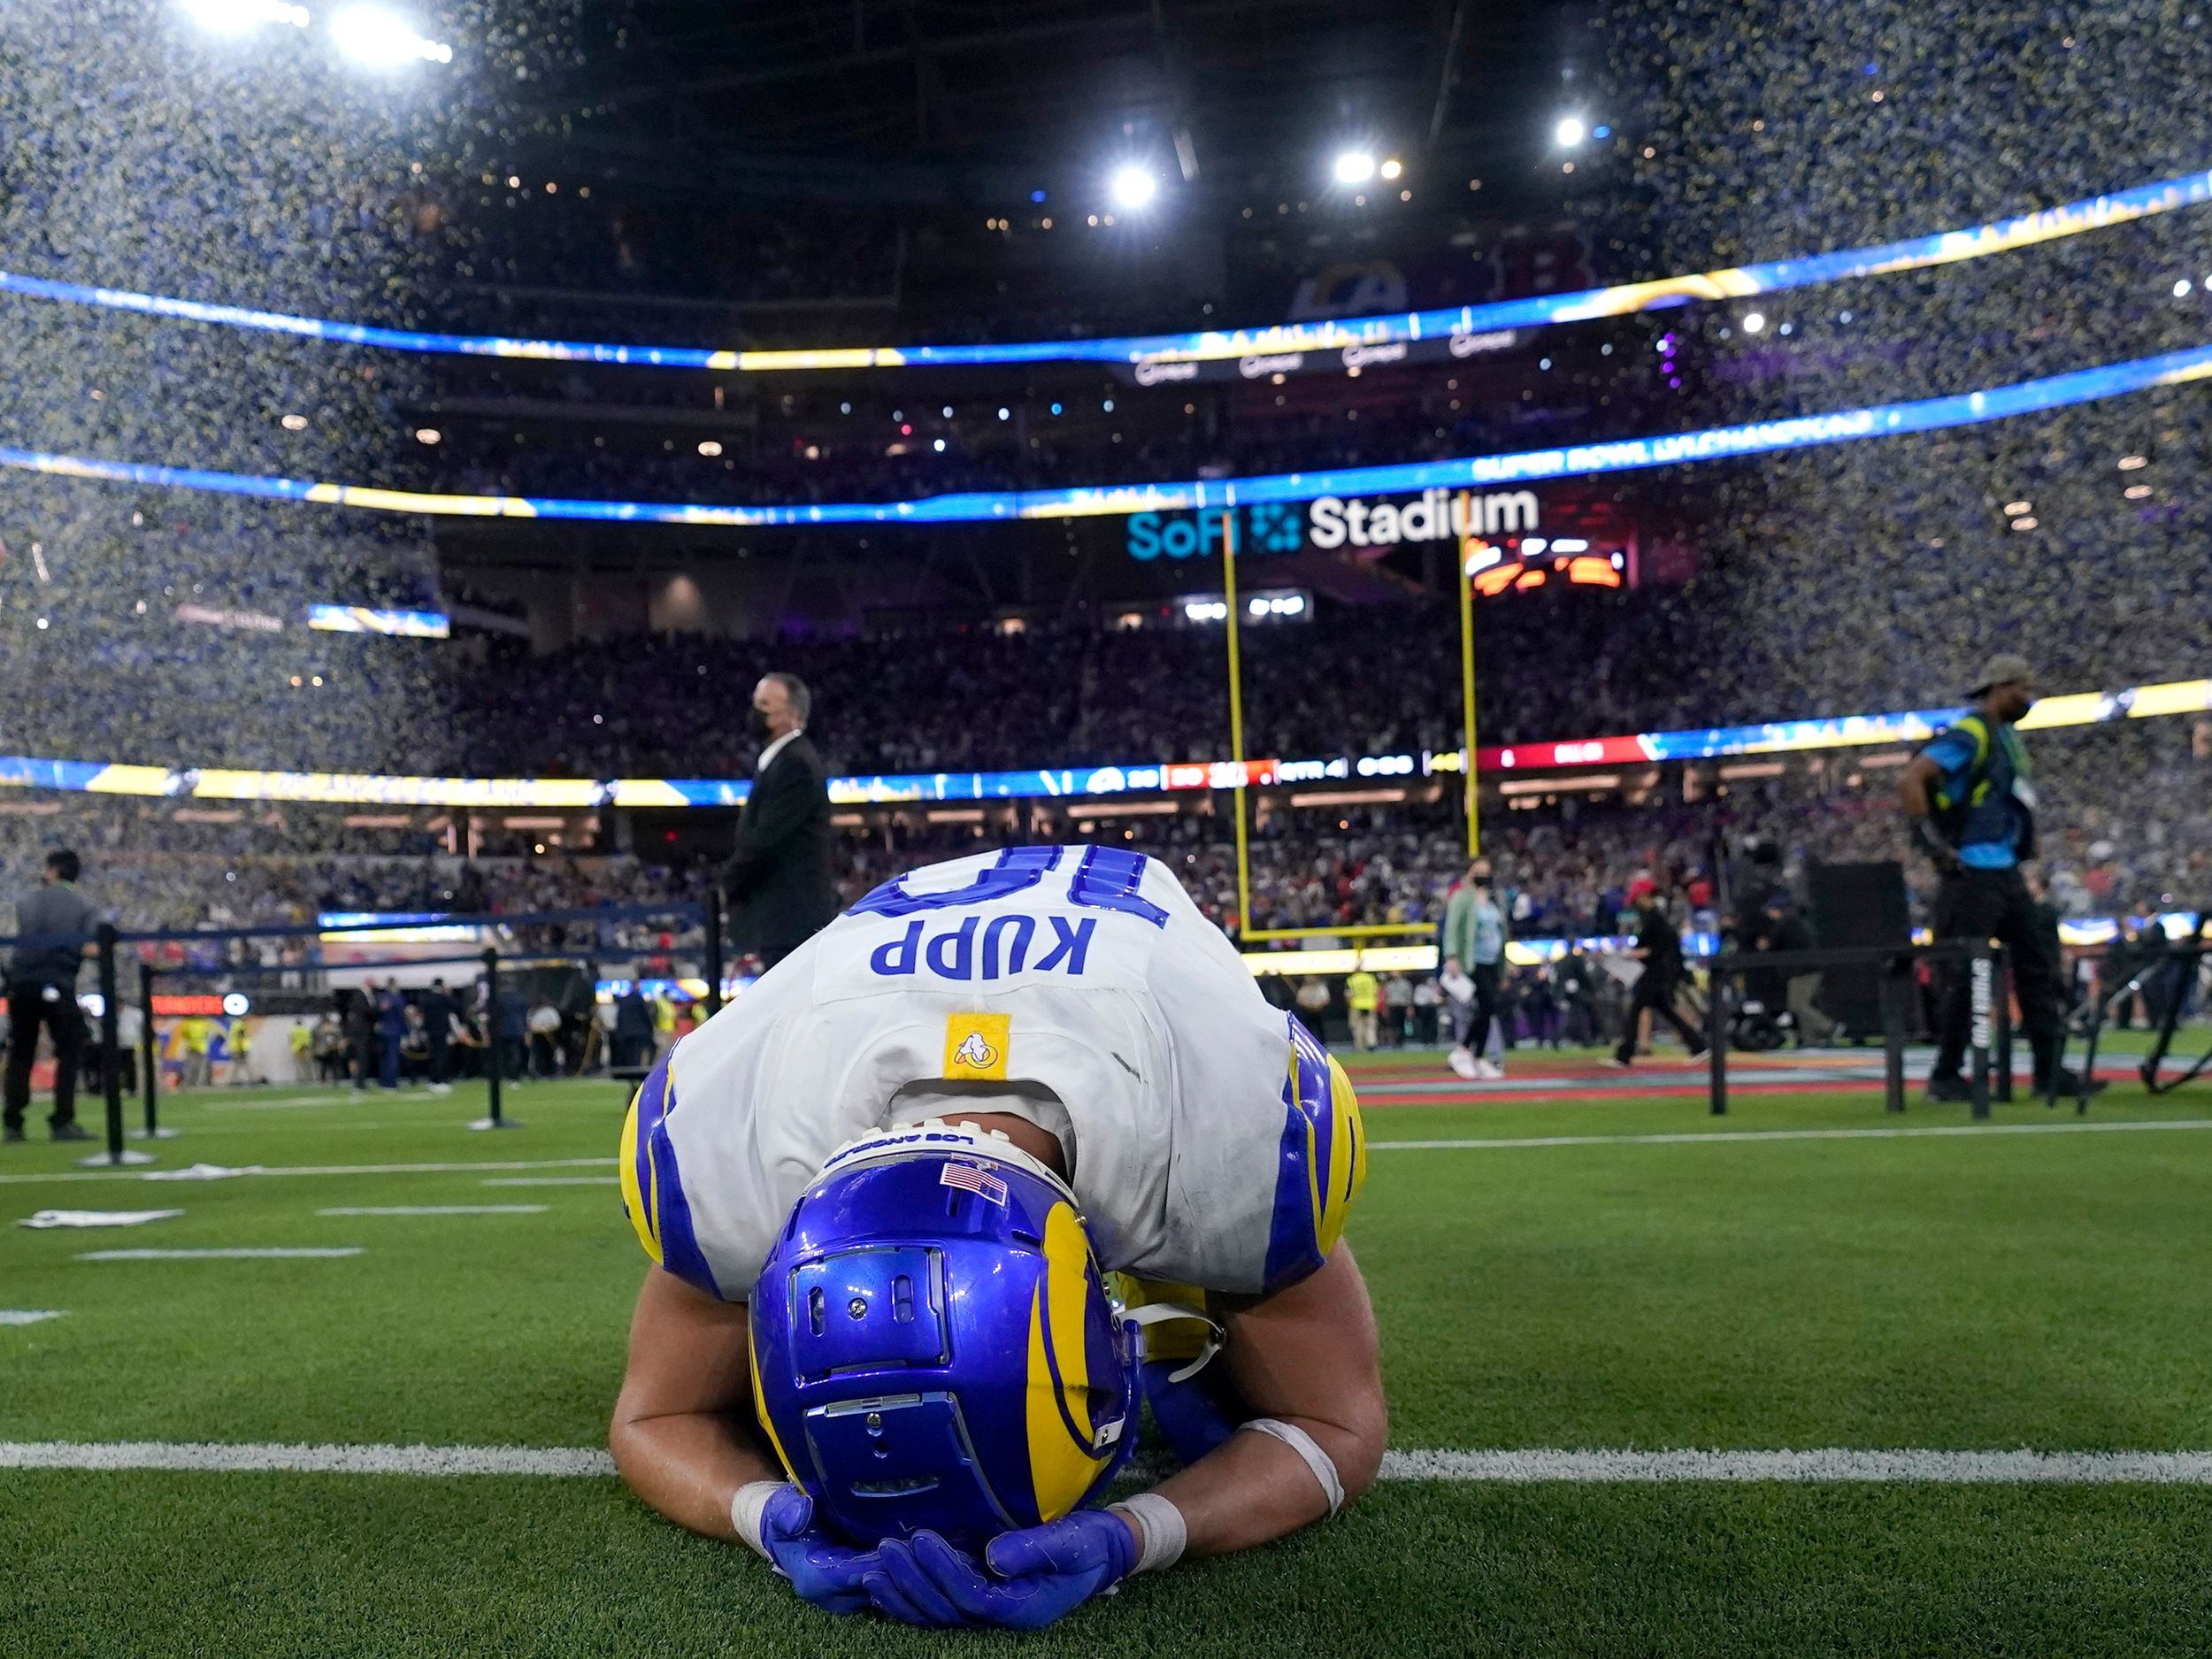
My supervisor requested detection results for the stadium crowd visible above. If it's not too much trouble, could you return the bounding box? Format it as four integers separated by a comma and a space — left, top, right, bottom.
5, 704, 2201, 960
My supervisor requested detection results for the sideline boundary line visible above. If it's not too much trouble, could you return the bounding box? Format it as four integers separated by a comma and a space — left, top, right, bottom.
1371, 1118, 2212, 1151
76, 1248, 364, 1262
4, 1441, 2211, 1484
316, 1206, 546, 1217
0, 1158, 615, 1187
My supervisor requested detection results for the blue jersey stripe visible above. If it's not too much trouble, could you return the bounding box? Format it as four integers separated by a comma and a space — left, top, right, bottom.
633, 1053, 720, 1297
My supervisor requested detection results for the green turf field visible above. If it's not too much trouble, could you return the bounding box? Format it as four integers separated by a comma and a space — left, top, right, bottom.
4, 1052, 2211, 1656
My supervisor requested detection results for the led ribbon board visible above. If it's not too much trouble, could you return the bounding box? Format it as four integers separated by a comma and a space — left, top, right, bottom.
307, 604, 452, 637
2, 679, 2204, 809
0, 170, 2204, 371
6, 341, 2212, 525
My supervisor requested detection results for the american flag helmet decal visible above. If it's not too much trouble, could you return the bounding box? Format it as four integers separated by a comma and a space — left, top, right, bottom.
940, 1161, 1010, 1205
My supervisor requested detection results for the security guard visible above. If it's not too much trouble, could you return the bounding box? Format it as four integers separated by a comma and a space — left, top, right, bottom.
3, 849, 100, 1142
1901, 653, 2097, 1101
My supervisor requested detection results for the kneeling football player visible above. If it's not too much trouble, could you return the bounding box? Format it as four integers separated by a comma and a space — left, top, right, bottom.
611, 845, 1385, 1629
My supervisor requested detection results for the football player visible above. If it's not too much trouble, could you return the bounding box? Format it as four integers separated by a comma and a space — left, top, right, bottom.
610, 845, 1385, 1629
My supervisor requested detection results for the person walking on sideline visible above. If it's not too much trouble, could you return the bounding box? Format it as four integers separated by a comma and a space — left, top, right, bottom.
1443, 857, 1509, 1080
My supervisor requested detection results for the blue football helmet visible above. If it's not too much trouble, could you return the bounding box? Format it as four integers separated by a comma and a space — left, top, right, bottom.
748, 1122, 1140, 1552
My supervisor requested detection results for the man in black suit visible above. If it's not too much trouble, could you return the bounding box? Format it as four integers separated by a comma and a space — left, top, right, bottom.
723, 672, 837, 972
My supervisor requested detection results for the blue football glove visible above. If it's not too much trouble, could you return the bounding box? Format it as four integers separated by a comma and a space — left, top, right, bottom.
1141, 1356, 1240, 1468
757, 1486, 878, 1616
864, 1511, 1138, 1631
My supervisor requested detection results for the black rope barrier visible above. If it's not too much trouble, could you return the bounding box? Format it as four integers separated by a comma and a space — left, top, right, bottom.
1701, 939, 2012, 1118
2070, 921, 2211, 1110
0, 896, 727, 1165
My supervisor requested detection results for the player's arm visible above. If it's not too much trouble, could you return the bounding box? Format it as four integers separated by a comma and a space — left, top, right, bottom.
609, 1265, 774, 1540
1144, 1238, 1387, 1554
612, 1265, 881, 1613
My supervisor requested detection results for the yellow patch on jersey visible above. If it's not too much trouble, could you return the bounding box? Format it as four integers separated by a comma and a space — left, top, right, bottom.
943, 1011, 1012, 1080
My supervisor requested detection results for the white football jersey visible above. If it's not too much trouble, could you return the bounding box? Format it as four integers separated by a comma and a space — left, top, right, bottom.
619, 845, 1365, 1300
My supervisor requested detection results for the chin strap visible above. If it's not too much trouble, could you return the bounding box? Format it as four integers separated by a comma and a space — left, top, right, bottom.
1118, 1299, 1225, 1384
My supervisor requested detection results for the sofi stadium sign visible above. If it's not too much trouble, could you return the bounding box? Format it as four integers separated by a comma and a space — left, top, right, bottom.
1126, 487, 1540, 559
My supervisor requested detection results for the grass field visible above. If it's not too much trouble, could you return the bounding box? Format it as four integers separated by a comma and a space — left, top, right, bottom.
5, 1047, 2212, 1656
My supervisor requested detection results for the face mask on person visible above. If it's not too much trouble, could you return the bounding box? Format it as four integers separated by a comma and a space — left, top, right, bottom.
752, 705, 776, 737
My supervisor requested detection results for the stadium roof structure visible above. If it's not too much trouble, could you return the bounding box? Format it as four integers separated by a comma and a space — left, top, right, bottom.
516, 0, 1587, 211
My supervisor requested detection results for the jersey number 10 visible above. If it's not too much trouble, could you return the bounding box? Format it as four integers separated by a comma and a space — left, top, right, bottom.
850, 846, 1171, 927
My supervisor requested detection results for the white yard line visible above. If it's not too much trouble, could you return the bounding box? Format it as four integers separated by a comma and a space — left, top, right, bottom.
1376, 1448, 2212, 1483
4, 1440, 2210, 1484
0, 1310, 66, 1326
1371, 1118, 2212, 1151
75, 1248, 365, 1261
480, 1178, 615, 1187
0, 1441, 611, 1476
315, 1206, 546, 1217
0, 1158, 614, 1187
196, 1106, 365, 1119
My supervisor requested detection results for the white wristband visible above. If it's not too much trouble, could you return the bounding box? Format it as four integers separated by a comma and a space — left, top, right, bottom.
1110, 1493, 1187, 1575
1240, 1417, 1345, 1517
730, 1480, 785, 1559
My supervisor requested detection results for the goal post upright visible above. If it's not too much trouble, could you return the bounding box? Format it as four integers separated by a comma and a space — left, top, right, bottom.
1223, 509, 1256, 944
1457, 492, 1479, 857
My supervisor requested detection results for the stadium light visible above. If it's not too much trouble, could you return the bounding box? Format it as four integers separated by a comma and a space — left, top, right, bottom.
1555, 115, 1586, 148
328, 6, 451, 65
182, 0, 310, 31
1379, 158, 1403, 180
1108, 165, 1157, 211
1742, 311, 1766, 334
1333, 150, 1378, 186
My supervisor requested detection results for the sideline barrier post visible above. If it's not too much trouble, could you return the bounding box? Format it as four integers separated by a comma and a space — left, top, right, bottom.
703, 898, 725, 1019
473, 945, 512, 1132
1706, 966, 1728, 1116
2071, 979, 2106, 1113
1969, 941, 1994, 1120
1994, 952, 2015, 1102
137, 960, 160, 1138
1879, 958, 1908, 1112
95, 924, 127, 1165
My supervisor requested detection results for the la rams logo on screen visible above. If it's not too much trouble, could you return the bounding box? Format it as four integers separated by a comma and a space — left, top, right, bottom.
945, 1013, 1011, 1079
